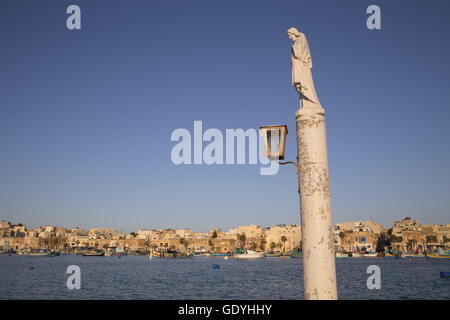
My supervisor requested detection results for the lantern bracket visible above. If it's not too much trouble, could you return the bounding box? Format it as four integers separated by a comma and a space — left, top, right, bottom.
275, 160, 299, 176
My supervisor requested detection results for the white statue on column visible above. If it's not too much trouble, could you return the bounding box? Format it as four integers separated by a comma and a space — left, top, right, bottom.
287, 27, 321, 109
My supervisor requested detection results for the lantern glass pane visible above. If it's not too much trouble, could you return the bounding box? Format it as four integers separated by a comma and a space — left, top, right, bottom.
267, 129, 280, 154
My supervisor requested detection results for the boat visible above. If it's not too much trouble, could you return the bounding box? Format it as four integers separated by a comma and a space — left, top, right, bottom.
363, 252, 378, 257
384, 252, 401, 258
233, 249, 264, 259
27, 251, 54, 257
425, 253, 450, 260
113, 252, 129, 256
82, 251, 105, 256
194, 252, 207, 257
151, 250, 193, 259
264, 252, 281, 257
425, 249, 450, 260
290, 251, 303, 259
403, 251, 425, 258
404, 253, 425, 258
336, 252, 349, 258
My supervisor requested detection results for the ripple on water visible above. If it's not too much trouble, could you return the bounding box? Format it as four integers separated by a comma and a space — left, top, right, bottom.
0, 255, 449, 299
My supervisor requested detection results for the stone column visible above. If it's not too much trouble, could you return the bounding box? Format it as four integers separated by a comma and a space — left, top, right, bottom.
296, 106, 337, 300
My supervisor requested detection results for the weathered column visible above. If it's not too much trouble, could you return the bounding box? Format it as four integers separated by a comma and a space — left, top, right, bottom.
296, 106, 337, 300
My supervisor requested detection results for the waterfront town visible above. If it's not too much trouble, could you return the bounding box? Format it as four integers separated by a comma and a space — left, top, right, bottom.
0, 217, 449, 256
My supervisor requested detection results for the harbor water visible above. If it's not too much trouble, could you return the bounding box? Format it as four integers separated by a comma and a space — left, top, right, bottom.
0, 255, 449, 299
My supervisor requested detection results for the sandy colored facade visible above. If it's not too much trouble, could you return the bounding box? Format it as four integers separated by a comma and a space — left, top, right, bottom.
1, 219, 449, 254
339, 230, 379, 253
264, 224, 301, 253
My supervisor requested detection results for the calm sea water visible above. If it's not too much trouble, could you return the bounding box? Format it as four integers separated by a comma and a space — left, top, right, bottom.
0, 255, 449, 299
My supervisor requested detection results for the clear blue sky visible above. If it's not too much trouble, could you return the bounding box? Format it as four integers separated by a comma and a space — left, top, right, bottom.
1, 0, 449, 233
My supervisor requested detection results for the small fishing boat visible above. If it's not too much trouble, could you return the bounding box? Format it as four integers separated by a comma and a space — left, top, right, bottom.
113, 252, 128, 256
264, 252, 281, 257
151, 250, 193, 259
27, 251, 54, 257
363, 252, 378, 257
425, 253, 450, 260
425, 249, 450, 260
384, 252, 401, 258
290, 251, 303, 259
403, 253, 425, 258
82, 251, 105, 256
336, 252, 350, 258
194, 252, 207, 257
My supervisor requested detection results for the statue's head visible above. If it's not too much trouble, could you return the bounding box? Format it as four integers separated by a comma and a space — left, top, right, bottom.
287, 27, 301, 42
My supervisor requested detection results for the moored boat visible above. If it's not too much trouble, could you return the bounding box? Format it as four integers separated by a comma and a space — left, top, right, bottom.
233, 249, 264, 259
425, 250, 450, 260
82, 251, 105, 256
264, 252, 281, 257
27, 251, 54, 257
384, 252, 401, 258
363, 252, 378, 257
403, 253, 425, 258
425, 253, 450, 260
336, 252, 349, 258
151, 250, 193, 259
290, 251, 302, 259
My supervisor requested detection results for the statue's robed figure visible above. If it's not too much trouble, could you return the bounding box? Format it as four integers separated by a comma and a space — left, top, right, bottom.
288, 27, 337, 300
288, 27, 321, 109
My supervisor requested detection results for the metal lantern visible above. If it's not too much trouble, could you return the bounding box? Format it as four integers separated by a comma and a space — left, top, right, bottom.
259, 125, 288, 160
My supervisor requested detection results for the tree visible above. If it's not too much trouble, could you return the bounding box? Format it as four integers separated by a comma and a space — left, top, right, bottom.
270, 242, 276, 251
407, 239, 417, 251
238, 233, 246, 248
281, 236, 287, 253
338, 232, 345, 251
260, 237, 267, 251
54, 236, 67, 251
211, 230, 217, 239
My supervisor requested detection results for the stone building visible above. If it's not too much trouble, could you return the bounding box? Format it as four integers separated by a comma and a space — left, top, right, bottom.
339, 230, 379, 253
264, 224, 301, 253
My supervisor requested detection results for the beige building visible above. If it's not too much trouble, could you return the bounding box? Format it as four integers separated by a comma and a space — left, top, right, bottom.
264, 224, 301, 253
336, 220, 382, 234
1, 218, 448, 254
340, 230, 379, 253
